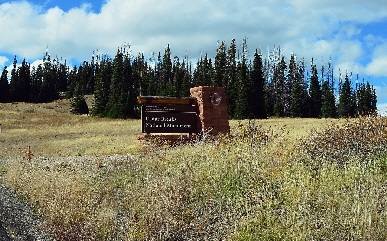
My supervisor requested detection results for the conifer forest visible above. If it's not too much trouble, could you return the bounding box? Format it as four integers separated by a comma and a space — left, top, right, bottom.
0, 39, 377, 119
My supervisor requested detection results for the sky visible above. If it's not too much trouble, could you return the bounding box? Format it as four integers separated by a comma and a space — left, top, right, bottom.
1, 0, 387, 114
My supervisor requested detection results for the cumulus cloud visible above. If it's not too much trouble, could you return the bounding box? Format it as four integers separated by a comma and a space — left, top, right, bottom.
366, 57, 387, 76
377, 103, 387, 116
0, 56, 8, 67
1, 0, 387, 78
364, 41, 387, 76
374, 85, 387, 101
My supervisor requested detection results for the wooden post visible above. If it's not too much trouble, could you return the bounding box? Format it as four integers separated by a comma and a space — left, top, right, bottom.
25, 146, 33, 160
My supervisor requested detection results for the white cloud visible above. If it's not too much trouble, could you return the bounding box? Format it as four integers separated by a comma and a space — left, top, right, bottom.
0, 56, 8, 67
366, 57, 387, 76
374, 85, 387, 101
1, 0, 387, 76
377, 103, 387, 116
365, 41, 387, 76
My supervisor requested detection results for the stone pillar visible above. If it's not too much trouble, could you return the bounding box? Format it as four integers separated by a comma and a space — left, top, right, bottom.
190, 86, 230, 135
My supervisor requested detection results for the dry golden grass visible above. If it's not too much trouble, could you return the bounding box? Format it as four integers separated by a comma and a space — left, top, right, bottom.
0, 100, 141, 159
2, 101, 387, 240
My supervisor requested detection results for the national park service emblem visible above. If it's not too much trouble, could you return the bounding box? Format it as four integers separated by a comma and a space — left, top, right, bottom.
211, 93, 222, 108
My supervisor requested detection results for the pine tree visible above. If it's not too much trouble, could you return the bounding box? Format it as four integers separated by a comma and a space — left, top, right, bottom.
320, 80, 337, 118
123, 51, 139, 118
250, 50, 267, 119
9, 56, 19, 102
290, 57, 309, 117
368, 82, 377, 115
70, 84, 89, 115
18, 59, 31, 102
288, 54, 303, 117
91, 57, 112, 116
263, 57, 274, 116
0, 67, 9, 102
320, 57, 337, 118
273, 55, 287, 117
213, 41, 227, 87
235, 37, 252, 119
30, 65, 43, 103
179, 58, 192, 97
56, 59, 69, 93
308, 59, 322, 118
356, 81, 377, 116
40, 54, 59, 102
105, 49, 126, 118
338, 73, 356, 117
171, 56, 182, 97
133, 53, 148, 96
160, 44, 173, 96
227, 39, 238, 118
65, 66, 78, 99
192, 54, 212, 87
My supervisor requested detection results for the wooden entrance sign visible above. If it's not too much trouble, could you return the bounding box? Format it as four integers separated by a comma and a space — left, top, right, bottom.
137, 87, 230, 145
137, 96, 199, 144
142, 104, 198, 134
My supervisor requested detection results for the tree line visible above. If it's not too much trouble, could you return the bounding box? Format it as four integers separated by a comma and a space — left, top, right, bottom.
0, 40, 377, 119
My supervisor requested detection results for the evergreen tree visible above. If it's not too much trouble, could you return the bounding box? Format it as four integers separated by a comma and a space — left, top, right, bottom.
273, 55, 287, 117
263, 57, 274, 116
123, 50, 139, 118
171, 56, 182, 97
133, 53, 149, 96
91, 57, 113, 116
227, 39, 238, 118
288, 54, 307, 117
30, 65, 43, 103
192, 54, 213, 87
213, 41, 227, 87
320, 80, 337, 118
290, 80, 306, 117
290, 57, 309, 117
105, 49, 126, 118
77, 61, 95, 95
369, 83, 378, 115
179, 58, 192, 97
356, 81, 377, 116
70, 84, 89, 115
160, 45, 173, 96
40, 54, 59, 102
235, 37, 251, 119
250, 50, 267, 119
338, 73, 356, 117
65, 66, 79, 99
0, 67, 9, 102
18, 59, 31, 102
308, 59, 322, 118
154, 52, 163, 96
56, 59, 69, 93
9, 56, 19, 101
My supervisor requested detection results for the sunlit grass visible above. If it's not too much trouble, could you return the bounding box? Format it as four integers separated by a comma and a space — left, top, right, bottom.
2, 101, 387, 240
0, 101, 141, 158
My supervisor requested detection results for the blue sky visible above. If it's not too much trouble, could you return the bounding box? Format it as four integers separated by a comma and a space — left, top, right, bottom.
1, 0, 387, 114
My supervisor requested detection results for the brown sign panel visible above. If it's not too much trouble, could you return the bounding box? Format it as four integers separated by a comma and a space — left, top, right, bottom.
142, 104, 198, 134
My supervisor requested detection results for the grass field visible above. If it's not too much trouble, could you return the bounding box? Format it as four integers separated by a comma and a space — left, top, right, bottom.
1, 100, 387, 240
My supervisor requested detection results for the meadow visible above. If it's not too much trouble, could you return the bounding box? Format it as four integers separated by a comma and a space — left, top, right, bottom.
1, 100, 387, 240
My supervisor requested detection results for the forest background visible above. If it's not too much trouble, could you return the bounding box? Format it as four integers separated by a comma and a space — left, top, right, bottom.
0, 39, 377, 120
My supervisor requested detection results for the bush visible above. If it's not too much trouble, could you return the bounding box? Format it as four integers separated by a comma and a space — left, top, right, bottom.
70, 95, 89, 115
